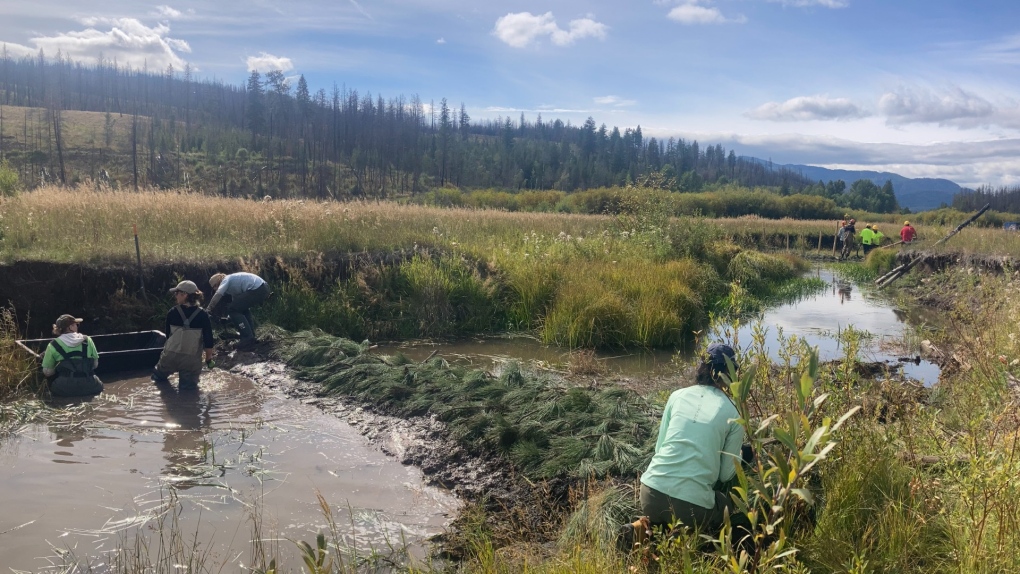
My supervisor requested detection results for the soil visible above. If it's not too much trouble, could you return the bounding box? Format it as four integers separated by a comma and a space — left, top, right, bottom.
0, 252, 423, 337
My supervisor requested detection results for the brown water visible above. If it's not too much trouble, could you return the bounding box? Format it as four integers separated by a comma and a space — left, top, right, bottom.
0, 370, 459, 572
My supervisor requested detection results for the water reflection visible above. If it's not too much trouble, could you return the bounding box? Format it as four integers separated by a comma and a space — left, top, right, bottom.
836, 281, 852, 304
729, 268, 940, 384
156, 384, 213, 487
374, 267, 941, 385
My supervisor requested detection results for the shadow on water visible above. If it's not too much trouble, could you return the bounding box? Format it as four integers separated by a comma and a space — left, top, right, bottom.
0, 369, 459, 572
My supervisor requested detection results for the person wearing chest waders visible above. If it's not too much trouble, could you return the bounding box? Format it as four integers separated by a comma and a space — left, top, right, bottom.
41, 314, 103, 397
152, 281, 215, 391
619, 343, 749, 551
206, 272, 270, 350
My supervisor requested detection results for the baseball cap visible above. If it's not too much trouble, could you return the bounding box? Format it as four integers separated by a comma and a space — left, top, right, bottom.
54, 314, 83, 331
706, 343, 737, 372
169, 280, 199, 295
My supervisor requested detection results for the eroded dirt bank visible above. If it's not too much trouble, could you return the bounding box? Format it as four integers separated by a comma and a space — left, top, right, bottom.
0, 251, 420, 337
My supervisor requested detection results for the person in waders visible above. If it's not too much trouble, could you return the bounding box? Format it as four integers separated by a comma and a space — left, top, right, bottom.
619, 343, 750, 552
152, 281, 215, 391
206, 272, 270, 350
41, 314, 103, 397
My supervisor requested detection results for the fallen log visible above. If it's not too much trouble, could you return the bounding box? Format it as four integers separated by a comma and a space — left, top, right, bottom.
876, 204, 990, 289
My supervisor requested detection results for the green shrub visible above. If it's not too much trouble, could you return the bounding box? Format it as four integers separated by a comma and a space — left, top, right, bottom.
0, 160, 20, 197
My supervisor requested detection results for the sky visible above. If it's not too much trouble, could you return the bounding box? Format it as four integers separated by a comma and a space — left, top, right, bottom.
1, 0, 1019, 188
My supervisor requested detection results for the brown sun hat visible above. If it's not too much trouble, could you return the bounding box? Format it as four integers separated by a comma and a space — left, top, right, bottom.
54, 314, 83, 332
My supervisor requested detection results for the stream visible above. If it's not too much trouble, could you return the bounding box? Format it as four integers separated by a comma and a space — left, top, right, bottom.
0, 370, 459, 572
0, 266, 937, 571
375, 267, 941, 385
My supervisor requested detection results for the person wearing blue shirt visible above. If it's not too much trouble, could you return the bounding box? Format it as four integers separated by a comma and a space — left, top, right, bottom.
206, 272, 271, 348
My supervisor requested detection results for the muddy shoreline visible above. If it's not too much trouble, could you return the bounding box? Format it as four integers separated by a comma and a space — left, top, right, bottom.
229, 358, 523, 503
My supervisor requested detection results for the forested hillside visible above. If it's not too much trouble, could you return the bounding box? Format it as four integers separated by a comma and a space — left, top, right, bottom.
0, 52, 813, 199
953, 185, 1020, 217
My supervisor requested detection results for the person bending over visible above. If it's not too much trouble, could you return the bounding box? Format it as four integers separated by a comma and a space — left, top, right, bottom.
152, 281, 215, 391
206, 272, 271, 348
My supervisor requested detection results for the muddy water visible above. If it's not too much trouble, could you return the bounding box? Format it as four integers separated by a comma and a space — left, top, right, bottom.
376, 267, 940, 385
0, 370, 459, 572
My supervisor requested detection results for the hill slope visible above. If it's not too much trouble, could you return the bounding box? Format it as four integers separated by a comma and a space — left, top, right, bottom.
780, 164, 962, 212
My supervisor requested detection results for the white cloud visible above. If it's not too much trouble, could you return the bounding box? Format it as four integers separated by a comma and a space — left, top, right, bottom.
154, 5, 181, 19
437, 37, 446, 44
701, 132, 1020, 187
246, 52, 294, 73
492, 12, 607, 48
0, 19, 190, 70
746, 95, 869, 121
348, 0, 372, 20
594, 95, 637, 107
668, 4, 727, 24
663, 1, 746, 25
879, 85, 996, 127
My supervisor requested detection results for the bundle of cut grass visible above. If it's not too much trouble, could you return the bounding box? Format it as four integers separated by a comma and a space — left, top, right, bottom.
279, 332, 658, 480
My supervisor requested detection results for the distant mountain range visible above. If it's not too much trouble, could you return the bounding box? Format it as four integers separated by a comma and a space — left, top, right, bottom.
778, 163, 964, 212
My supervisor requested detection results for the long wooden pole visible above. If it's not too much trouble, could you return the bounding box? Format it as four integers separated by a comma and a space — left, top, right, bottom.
831, 220, 839, 257
876, 204, 990, 289
133, 224, 147, 300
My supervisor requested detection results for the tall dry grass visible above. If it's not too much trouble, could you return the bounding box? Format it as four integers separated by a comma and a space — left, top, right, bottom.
0, 186, 618, 263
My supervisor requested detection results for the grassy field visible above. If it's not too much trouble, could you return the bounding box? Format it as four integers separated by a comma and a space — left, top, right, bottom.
0, 186, 809, 368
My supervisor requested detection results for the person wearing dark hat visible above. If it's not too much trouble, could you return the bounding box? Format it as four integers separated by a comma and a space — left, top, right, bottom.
206, 272, 270, 348
627, 343, 746, 540
41, 314, 103, 397
151, 281, 215, 390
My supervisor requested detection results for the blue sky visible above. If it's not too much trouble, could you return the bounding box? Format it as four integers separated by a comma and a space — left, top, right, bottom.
1, 0, 1019, 187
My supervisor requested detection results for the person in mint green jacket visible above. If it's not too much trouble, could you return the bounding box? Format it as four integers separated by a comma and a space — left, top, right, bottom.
638, 343, 745, 532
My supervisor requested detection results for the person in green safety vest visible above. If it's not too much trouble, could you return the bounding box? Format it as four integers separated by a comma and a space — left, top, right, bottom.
41, 314, 103, 397
860, 224, 876, 255
872, 225, 885, 248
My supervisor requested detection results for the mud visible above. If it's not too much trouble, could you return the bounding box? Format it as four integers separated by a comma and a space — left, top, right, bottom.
230, 359, 523, 503
222, 352, 573, 557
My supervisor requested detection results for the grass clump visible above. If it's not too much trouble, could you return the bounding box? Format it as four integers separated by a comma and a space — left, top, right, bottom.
279, 331, 657, 480
0, 307, 42, 400
864, 247, 898, 276
726, 251, 805, 296
542, 259, 719, 348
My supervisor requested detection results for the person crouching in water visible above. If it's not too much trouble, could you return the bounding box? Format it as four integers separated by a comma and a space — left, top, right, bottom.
152, 281, 214, 391
42, 314, 103, 397
621, 343, 746, 548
